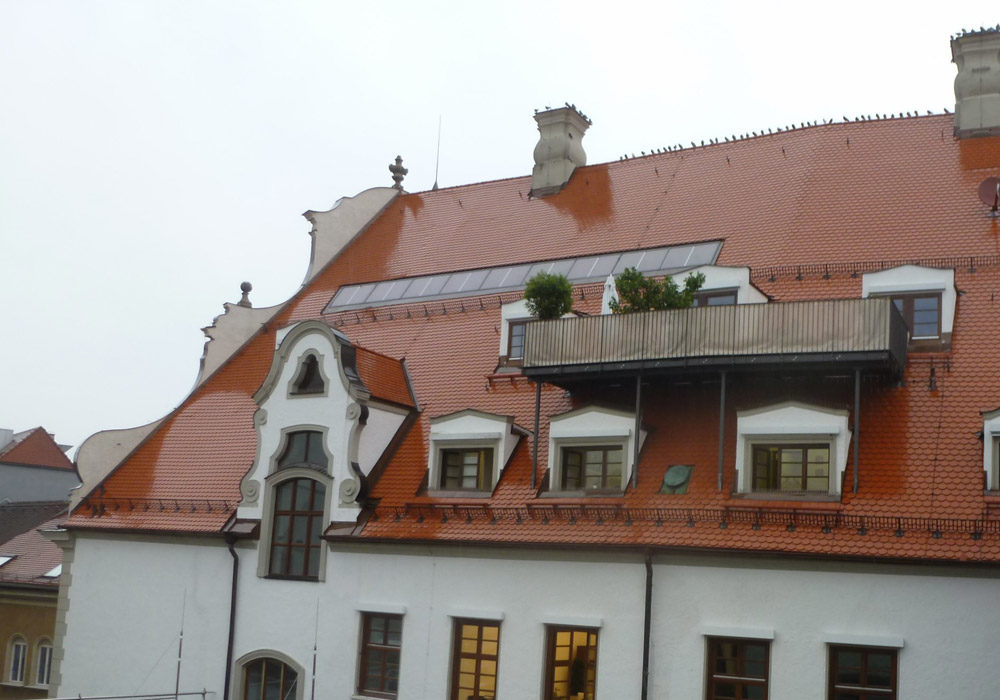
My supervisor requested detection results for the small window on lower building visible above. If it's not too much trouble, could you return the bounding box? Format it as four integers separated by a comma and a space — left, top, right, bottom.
35, 640, 53, 686
450, 619, 500, 700
828, 645, 897, 700
706, 637, 769, 700
243, 657, 298, 700
441, 448, 495, 491
7, 636, 26, 683
358, 613, 402, 698
545, 626, 598, 700
752, 444, 830, 493
561, 446, 624, 491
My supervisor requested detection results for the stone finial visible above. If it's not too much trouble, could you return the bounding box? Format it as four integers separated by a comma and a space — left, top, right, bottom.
530, 104, 591, 197
389, 155, 408, 190
238, 281, 253, 308
951, 28, 1000, 138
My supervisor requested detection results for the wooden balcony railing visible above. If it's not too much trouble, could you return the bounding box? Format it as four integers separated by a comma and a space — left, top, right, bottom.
523, 298, 907, 379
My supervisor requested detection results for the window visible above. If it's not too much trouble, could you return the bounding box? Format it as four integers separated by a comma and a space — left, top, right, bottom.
441, 448, 495, 491
290, 354, 325, 394
692, 289, 738, 307
751, 444, 830, 493
735, 402, 850, 498
507, 320, 527, 361
35, 641, 53, 686
277, 431, 328, 472
545, 626, 598, 700
268, 478, 325, 578
888, 293, 940, 338
7, 636, 26, 683
706, 637, 769, 700
358, 613, 402, 698
450, 619, 500, 700
242, 657, 298, 700
561, 446, 624, 491
828, 646, 897, 699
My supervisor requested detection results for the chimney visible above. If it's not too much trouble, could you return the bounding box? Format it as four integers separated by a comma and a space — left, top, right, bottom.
530, 105, 591, 197
951, 28, 1000, 138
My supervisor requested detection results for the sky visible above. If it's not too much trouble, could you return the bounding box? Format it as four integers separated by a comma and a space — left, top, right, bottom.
1, 1, 998, 455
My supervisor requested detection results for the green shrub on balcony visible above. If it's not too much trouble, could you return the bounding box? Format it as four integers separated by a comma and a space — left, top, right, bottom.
610, 268, 705, 313
525, 272, 574, 320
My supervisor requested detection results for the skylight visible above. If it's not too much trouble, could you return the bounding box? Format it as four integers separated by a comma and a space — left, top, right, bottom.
325, 241, 722, 312
42, 564, 61, 578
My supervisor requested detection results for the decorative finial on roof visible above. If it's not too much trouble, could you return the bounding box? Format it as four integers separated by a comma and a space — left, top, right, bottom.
389, 155, 408, 190
238, 281, 253, 308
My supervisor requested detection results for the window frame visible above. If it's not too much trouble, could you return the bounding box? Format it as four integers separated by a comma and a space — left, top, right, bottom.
560, 444, 626, 492
440, 447, 496, 492
505, 319, 528, 364
751, 442, 831, 493
827, 645, 897, 700
267, 475, 327, 580
239, 655, 300, 700
884, 291, 941, 339
357, 613, 403, 699
7, 636, 27, 684
692, 288, 739, 307
450, 618, 500, 700
289, 352, 327, 396
544, 626, 599, 700
34, 639, 52, 687
705, 636, 769, 700
276, 429, 330, 473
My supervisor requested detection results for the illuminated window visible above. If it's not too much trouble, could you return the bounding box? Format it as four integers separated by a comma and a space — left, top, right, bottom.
545, 626, 598, 700
450, 619, 500, 700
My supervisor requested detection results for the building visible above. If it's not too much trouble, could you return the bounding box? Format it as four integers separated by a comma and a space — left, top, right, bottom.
0, 428, 78, 505
0, 502, 65, 699
54, 28, 1000, 700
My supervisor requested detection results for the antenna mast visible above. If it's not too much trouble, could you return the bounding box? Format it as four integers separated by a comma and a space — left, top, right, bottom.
432, 115, 442, 191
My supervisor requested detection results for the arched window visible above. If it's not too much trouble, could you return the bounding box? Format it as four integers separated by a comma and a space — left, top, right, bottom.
6, 635, 26, 683
277, 431, 328, 472
35, 639, 53, 686
242, 657, 298, 700
290, 354, 325, 395
269, 478, 326, 578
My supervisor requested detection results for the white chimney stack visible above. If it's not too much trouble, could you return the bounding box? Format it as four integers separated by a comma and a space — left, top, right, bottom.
530, 105, 591, 197
951, 28, 1000, 138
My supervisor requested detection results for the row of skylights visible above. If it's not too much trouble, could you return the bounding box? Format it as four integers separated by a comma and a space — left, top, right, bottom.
325, 241, 722, 312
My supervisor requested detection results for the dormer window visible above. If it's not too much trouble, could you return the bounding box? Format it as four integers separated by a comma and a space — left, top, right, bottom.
862, 265, 956, 350
291, 353, 325, 394
670, 265, 767, 306
507, 320, 527, 362
547, 406, 645, 496
428, 410, 522, 495
441, 447, 495, 491
277, 430, 329, 472
691, 288, 738, 307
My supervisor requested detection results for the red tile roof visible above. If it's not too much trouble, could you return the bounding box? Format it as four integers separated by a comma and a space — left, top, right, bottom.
0, 427, 74, 471
65, 115, 1000, 563
0, 504, 65, 587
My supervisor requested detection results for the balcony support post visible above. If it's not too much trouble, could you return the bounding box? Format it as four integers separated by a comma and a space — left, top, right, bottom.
532, 380, 541, 491
717, 371, 727, 491
632, 373, 642, 490
853, 368, 861, 494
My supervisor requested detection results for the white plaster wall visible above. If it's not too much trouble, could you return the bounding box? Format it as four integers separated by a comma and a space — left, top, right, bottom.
0, 464, 79, 502
671, 265, 768, 304
651, 557, 1000, 699
57, 533, 231, 697
862, 265, 957, 335
357, 404, 407, 476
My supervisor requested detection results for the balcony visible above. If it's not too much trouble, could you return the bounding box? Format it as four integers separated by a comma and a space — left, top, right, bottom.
523, 298, 907, 382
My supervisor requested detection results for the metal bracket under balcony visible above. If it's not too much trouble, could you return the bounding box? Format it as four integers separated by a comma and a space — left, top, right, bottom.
523, 298, 908, 383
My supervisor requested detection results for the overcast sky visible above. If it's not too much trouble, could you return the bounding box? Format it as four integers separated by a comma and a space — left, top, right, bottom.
1, 1, 997, 454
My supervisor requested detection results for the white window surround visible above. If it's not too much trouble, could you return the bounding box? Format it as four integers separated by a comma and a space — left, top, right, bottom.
824, 632, 904, 649
547, 406, 647, 493
428, 410, 521, 493
981, 408, 1000, 490
447, 608, 504, 621
270, 425, 334, 475
232, 650, 305, 700
735, 402, 851, 496
542, 615, 603, 628
862, 265, 956, 337
498, 299, 575, 360
699, 625, 775, 640
670, 265, 768, 305
357, 603, 407, 616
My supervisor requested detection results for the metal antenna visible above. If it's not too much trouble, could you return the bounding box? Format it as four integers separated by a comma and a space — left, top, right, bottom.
432, 115, 442, 191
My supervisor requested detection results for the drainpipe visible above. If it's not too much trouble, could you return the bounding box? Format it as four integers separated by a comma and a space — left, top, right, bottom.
223, 536, 239, 700
641, 551, 653, 700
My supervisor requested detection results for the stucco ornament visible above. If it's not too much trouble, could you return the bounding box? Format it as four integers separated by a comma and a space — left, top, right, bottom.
240, 479, 260, 505
346, 402, 362, 420
254, 409, 268, 427
339, 478, 360, 504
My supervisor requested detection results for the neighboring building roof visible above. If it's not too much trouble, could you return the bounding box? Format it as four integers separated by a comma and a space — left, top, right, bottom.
0, 427, 74, 470
65, 114, 1000, 563
0, 502, 65, 587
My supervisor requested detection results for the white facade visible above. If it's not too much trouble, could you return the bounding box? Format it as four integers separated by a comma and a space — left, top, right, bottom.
56, 532, 1000, 699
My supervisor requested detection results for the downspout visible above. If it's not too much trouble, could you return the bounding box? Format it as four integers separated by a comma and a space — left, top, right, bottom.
641, 550, 653, 700
223, 536, 240, 700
